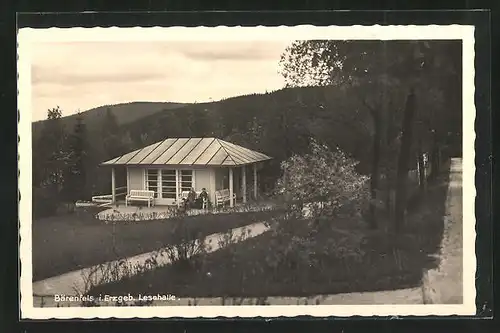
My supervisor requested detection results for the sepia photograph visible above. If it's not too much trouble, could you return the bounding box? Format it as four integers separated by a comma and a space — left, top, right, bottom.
18, 25, 476, 319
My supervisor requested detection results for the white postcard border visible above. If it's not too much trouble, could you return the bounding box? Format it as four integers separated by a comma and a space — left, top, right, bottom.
18, 24, 476, 319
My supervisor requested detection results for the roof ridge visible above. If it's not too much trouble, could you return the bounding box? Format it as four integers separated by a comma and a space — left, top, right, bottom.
219, 139, 272, 163
224, 141, 258, 160
218, 141, 250, 164
205, 146, 223, 165
216, 138, 237, 165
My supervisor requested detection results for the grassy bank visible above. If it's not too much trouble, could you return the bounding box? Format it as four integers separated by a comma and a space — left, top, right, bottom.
32, 208, 282, 281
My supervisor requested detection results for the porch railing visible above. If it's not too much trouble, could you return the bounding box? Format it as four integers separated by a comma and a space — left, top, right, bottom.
91, 186, 128, 204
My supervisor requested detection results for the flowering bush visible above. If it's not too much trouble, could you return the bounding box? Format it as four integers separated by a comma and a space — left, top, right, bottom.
265, 142, 370, 270
275, 139, 370, 219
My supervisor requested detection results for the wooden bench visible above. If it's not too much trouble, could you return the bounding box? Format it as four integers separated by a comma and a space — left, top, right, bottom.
125, 190, 155, 207
215, 189, 236, 207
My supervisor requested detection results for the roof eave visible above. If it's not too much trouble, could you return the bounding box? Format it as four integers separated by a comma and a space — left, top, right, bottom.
100, 157, 272, 168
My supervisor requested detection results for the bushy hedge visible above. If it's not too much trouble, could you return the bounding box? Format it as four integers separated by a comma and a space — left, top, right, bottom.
33, 186, 79, 220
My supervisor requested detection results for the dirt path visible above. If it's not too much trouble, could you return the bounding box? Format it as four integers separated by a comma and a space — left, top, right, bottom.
422, 158, 463, 304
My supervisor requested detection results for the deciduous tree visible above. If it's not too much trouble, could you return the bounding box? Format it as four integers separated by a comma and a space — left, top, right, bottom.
278, 40, 460, 231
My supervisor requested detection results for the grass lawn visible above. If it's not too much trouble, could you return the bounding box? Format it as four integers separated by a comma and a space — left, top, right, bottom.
32, 208, 282, 281
90, 169, 451, 298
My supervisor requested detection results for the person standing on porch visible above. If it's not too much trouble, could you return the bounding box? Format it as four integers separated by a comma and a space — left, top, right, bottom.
197, 188, 209, 209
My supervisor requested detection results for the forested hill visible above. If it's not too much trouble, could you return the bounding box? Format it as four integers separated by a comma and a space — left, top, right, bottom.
117, 86, 376, 176
32, 101, 188, 141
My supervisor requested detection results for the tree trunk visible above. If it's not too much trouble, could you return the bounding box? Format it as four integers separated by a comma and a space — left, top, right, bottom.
368, 111, 381, 229
394, 88, 416, 232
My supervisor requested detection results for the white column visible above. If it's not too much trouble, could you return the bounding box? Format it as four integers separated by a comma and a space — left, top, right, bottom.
241, 165, 247, 203
175, 169, 180, 204
209, 168, 216, 205
126, 167, 130, 193
253, 163, 258, 200
229, 167, 234, 207
111, 167, 116, 204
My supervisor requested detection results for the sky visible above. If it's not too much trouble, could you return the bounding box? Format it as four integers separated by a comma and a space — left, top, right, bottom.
31, 40, 292, 121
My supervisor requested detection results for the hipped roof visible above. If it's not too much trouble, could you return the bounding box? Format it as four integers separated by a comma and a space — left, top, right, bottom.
101, 137, 272, 167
